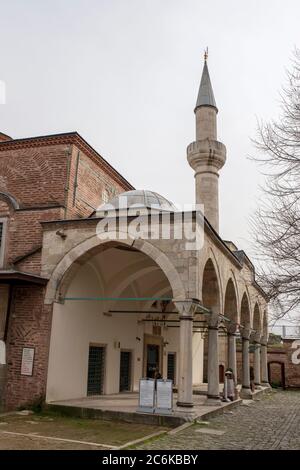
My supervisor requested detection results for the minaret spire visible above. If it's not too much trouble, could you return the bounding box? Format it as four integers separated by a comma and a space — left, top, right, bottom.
187, 52, 226, 233
195, 51, 217, 112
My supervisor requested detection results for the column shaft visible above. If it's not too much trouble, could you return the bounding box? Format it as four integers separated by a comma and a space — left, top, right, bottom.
254, 343, 261, 386
261, 344, 269, 386
207, 325, 220, 401
240, 335, 252, 398
228, 333, 237, 380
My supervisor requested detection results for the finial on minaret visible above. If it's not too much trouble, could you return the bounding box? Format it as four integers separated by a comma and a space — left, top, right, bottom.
204, 47, 208, 62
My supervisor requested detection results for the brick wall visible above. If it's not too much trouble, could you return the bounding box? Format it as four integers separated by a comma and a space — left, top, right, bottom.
0, 134, 133, 409
3, 285, 52, 410
65, 144, 125, 219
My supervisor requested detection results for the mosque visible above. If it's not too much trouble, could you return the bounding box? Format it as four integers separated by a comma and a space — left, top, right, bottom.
0, 55, 269, 411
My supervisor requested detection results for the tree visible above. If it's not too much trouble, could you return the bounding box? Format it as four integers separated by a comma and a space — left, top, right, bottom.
252, 48, 300, 322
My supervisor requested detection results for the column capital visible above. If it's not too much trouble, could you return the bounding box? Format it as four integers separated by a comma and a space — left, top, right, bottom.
174, 299, 197, 317
207, 312, 221, 329
240, 326, 251, 340
250, 331, 261, 344
227, 322, 238, 335
260, 335, 268, 346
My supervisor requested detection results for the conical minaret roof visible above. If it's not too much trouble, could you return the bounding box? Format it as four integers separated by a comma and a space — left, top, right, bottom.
195, 59, 217, 112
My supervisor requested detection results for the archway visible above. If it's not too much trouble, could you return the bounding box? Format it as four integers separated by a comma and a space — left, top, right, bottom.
202, 258, 221, 383
268, 362, 286, 389
45, 240, 188, 402
224, 278, 238, 381
240, 292, 251, 329
263, 310, 268, 339
224, 278, 238, 326
239, 292, 251, 391
202, 259, 221, 314
253, 303, 261, 334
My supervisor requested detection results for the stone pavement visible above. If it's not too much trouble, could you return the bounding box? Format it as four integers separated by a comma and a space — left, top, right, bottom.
137, 390, 300, 450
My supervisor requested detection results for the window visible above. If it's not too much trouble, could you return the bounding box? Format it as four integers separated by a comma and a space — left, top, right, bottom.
87, 345, 106, 395
167, 352, 176, 385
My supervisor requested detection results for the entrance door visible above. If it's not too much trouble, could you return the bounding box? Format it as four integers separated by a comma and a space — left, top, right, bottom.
87, 345, 105, 395
167, 352, 176, 385
219, 364, 225, 383
119, 350, 132, 392
146, 344, 160, 378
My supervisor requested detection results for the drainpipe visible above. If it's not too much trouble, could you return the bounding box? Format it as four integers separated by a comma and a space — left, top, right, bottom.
64, 146, 72, 219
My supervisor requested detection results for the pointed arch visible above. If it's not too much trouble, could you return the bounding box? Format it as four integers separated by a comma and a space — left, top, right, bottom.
224, 278, 238, 325
202, 258, 221, 313
240, 292, 251, 328
253, 302, 261, 333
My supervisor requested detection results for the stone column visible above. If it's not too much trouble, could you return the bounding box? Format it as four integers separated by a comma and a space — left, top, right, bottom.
252, 332, 262, 388
227, 324, 237, 380
260, 336, 270, 387
175, 300, 196, 408
206, 313, 221, 405
240, 328, 252, 398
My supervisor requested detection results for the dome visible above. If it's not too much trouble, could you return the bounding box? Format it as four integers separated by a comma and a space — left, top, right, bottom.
97, 190, 177, 214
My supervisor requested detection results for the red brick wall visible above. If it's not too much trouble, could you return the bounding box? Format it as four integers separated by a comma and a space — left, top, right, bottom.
3, 286, 52, 410
0, 145, 70, 208
0, 136, 133, 410
65, 145, 125, 219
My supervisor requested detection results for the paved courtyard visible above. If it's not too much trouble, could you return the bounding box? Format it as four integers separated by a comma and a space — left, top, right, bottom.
137, 390, 300, 450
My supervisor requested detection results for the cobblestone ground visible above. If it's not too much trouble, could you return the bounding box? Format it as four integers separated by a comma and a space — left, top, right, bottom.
138, 390, 300, 450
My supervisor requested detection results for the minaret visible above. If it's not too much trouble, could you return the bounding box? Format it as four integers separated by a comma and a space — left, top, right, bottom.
187, 50, 226, 232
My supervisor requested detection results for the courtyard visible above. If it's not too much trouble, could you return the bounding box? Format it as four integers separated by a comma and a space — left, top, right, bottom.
137, 390, 300, 450
0, 390, 299, 450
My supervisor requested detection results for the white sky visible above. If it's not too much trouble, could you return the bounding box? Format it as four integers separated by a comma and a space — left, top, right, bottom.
1, 0, 299, 257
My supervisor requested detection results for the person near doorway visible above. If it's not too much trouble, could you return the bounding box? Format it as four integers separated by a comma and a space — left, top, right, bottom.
223, 369, 235, 401
250, 366, 255, 392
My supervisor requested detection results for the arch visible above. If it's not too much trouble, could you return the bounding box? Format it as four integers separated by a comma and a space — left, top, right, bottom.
0, 191, 19, 210
268, 361, 286, 389
44, 233, 186, 304
202, 258, 221, 313
240, 292, 251, 328
263, 309, 268, 336
253, 302, 261, 333
224, 278, 238, 325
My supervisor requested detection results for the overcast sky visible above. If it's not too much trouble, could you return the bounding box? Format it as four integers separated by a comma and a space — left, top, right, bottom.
1, 0, 299, 256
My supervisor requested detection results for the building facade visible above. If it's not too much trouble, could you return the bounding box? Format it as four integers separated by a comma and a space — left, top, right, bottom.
0, 57, 269, 411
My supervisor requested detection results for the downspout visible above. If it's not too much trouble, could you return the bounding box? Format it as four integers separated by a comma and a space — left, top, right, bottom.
64, 146, 72, 219
72, 150, 80, 207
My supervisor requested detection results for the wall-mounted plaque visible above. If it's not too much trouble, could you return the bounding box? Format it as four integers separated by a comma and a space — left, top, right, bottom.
21, 347, 35, 376
155, 379, 173, 414
137, 378, 155, 413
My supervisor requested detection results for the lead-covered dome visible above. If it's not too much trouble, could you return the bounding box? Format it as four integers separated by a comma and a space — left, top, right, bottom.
97, 190, 177, 215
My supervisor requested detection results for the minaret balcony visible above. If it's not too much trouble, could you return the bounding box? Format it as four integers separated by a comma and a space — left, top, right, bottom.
187, 138, 226, 172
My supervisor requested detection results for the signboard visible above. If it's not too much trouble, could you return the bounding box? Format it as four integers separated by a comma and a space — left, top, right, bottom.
137, 378, 155, 413
155, 379, 173, 414
21, 347, 35, 376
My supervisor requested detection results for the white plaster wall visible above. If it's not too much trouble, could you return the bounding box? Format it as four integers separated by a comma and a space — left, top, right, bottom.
46, 263, 143, 402
192, 332, 204, 384
46, 259, 205, 402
